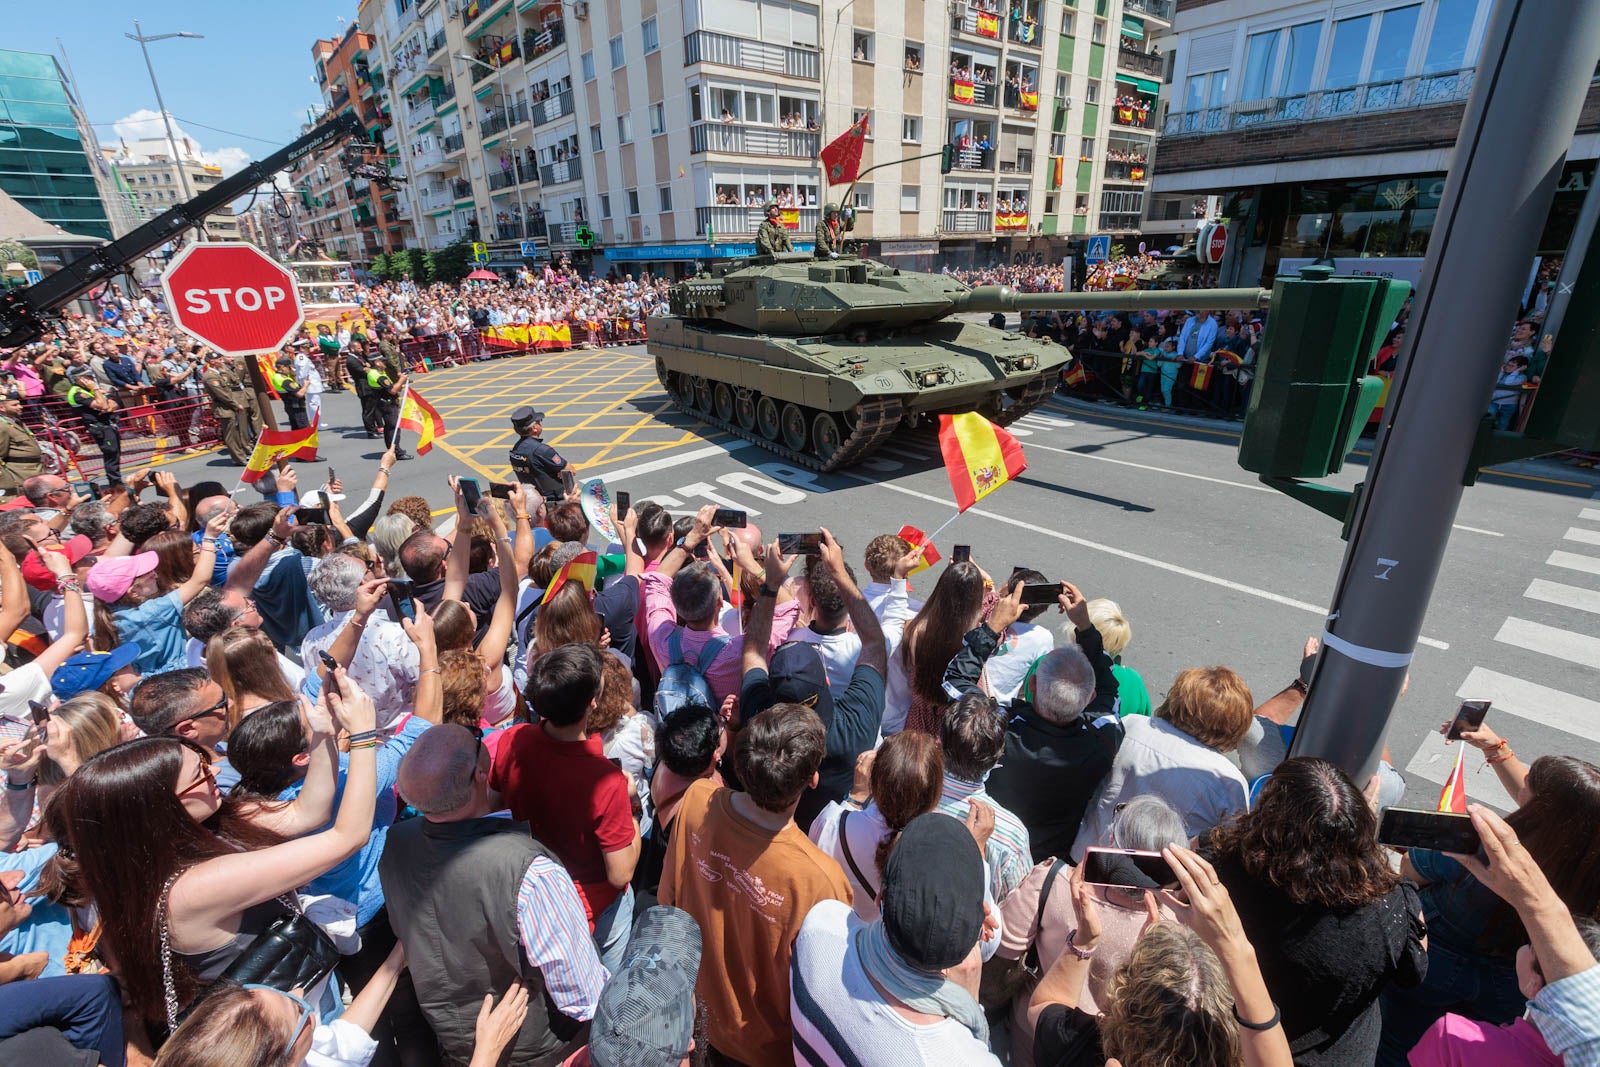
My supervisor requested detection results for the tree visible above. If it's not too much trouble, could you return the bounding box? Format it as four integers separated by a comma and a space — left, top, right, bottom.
0, 241, 38, 272
419, 251, 437, 284
388, 249, 414, 281
428, 239, 476, 285
369, 251, 392, 282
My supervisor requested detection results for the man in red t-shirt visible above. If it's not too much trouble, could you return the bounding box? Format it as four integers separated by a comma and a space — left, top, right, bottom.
491, 643, 641, 971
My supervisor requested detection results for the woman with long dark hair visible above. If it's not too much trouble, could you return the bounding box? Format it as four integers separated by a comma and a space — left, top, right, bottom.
1379, 754, 1600, 1064
51, 672, 379, 1031
886, 560, 994, 735
1203, 757, 1427, 1065
206, 627, 297, 725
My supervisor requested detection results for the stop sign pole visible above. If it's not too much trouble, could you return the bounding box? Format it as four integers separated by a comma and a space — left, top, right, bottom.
160, 243, 306, 434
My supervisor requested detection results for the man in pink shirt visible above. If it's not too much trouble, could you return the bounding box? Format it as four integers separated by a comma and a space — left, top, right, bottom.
637, 504, 746, 707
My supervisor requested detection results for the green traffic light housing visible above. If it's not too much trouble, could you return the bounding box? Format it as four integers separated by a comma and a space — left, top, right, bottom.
940, 144, 955, 175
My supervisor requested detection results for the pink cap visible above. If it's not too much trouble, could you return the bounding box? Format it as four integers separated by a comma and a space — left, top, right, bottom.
86, 552, 160, 603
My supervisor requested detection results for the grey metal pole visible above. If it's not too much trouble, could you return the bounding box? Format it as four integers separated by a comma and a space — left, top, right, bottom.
1288, 0, 1600, 781
131, 21, 196, 204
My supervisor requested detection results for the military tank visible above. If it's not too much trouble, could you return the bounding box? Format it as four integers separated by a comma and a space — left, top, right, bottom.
649, 253, 1069, 471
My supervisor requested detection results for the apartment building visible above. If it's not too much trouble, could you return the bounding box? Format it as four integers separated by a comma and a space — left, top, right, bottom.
359, 0, 1172, 274
1151, 0, 1600, 287
107, 141, 241, 239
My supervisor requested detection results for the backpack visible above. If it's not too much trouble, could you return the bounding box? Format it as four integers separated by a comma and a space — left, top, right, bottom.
653, 628, 731, 720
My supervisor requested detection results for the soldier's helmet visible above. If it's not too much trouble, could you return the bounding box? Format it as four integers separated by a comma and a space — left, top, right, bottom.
764, 200, 780, 216
824, 202, 839, 217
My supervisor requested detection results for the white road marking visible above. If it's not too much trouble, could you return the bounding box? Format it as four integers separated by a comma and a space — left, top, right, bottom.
590, 441, 753, 483
1524, 578, 1600, 616
1494, 617, 1600, 670
1547, 550, 1600, 577
1579, 508, 1600, 523
1453, 665, 1600, 738
1404, 732, 1515, 812
841, 473, 1450, 650
1449, 523, 1505, 538
1564, 526, 1600, 547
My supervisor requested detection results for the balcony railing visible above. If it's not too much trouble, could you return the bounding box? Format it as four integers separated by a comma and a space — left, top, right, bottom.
950, 79, 998, 107
1006, 17, 1042, 47
530, 91, 576, 127
1123, 0, 1174, 21
495, 220, 525, 240
683, 29, 820, 80
418, 186, 452, 213
488, 170, 518, 191
404, 97, 437, 127
548, 220, 580, 245
411, 146, 451, 172
953, 2, 1003, 40
690, 122, 820, 159
1002, 84, 1040, 113
1102, 159, 1149, 182
949, 146, 994, 171
1101, 211, 1144, 231
473, 36, 521, 78
540, 157, 583, 185
427, 28, 448, 55
1109, 101, 1159, 130
1162, 67, 1476, 138
1117, 47, 1164, 77
451, 177, 474, 200
695, 205, 818, 237
523, 22, 566, 63
443, 131, 466, 153
481, 101, 528, 137
330, 87, 351, 110
941, 209, 993, 233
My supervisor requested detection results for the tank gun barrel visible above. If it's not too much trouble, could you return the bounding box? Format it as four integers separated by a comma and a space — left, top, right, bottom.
952, 285, 1273, 314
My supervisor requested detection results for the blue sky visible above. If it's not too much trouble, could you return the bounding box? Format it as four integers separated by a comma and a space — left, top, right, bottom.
10, 0, 358, 173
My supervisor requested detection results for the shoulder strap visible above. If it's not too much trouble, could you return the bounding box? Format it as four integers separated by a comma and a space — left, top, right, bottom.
667, 628, 686, 667
1023, 858, 1067, 971
158, 872, 183, 1033
694, 633, 734, 674
837, 810, 877, 903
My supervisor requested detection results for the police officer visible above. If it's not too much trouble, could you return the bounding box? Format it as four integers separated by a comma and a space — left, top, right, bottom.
508, 406, 569, 500
756, 200, 793, 257
365, 354, 410, 460
270, 354, 311, 431
347, 336, 381, 438
65, 371, 122, 487
815, 202, 844, 259
0, 390, 44, 494
202, 354, 262, 466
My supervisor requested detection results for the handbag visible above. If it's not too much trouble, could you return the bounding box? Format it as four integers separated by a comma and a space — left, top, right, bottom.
977, 857, 1066, 1022
160, 874, 341, 1033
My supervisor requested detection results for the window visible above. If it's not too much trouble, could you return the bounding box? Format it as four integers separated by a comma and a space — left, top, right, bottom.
627, 188, 641, 215
1324, 16, 1370, 90
582, 51, 595, 81
1061, 11, 1074, 35
1080, 136, 1095, 160
1049, 133, 1066, 155
852, 186, 873, 210
1016, 149, 1033, 171
1280, 22, 1321, 95
658, 184, 672, 211
902, 116, 921, 143
590, 124, 603, 151
609, 34, 625, 69
1044, 194, 1056, 214
1074, 193, 1089, 213
1424, 0, 1476, 73
1091, 20, 1105, 44
1085, 81, 1099, 104
617, 114, 633, 143
1241, 30, 1277, 99
650, 102, 666, 134
743, 91, 774, 124
901, 185, 919, 212
852, 108, 873, 139
904, 42, 923, 70
642, 16, 659, 54
1371, 5, 1420, 81
1101, 189, 1144, 213
852, 31, 873, 62
1243, 21, 1323, 99
600, 193, 611, 218
1055, 73, 1068, 99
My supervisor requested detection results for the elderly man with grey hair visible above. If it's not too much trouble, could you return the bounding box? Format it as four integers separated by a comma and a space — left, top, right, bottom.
942, 578, 1123, 864
300, 552, 418, 725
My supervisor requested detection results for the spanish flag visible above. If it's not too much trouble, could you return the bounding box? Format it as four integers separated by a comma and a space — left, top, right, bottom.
897, 524, 942, 576
239, 415, 319, 483
397, 387, 446, 455
1437, 745, 1468, 814
938, 412, 1026, 512
976, 11, 1000, 36
1190, 362, 1214, 391
1063, 362, 1087, 387
545, 549, 598, 602
951, 79, 975, 103
256, 355, 280, 400
1020, 91, 1038, 110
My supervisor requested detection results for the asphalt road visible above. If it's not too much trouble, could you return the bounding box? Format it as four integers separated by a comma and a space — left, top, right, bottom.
139, 344, 1600, 810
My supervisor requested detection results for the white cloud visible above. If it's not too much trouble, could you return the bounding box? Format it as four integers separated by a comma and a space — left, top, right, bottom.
111, 108, 254, 177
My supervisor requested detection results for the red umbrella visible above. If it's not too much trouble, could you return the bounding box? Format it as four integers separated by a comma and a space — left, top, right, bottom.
467, 269, 499, 280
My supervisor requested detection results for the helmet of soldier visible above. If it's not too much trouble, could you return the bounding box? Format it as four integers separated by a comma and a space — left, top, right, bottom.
824, 202, 839, 217
765, 200, 780, 216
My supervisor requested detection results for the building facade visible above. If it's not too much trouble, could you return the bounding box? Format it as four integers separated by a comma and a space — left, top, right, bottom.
356, 0, 1173, 274
107, 141, 241, 239
1150, 0, 1600, 286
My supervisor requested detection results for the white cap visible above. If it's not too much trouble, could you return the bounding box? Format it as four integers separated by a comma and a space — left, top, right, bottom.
299, 489, 347, 507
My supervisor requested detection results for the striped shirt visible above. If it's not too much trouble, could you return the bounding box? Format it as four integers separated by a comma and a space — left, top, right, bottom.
515, 854, 610, 1020
1529, 963, 1600, 1067
937, 774, 1032, 902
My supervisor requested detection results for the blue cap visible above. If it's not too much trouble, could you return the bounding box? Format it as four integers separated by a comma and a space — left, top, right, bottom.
50, 645, 142, 701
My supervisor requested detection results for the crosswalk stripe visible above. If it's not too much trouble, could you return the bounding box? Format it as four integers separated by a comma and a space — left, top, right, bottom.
1564, 527, 1600, 547
1524, 578, 1600, 616
1453, 665, 1600, 738
1578, 508, 1600, 523
1494, 617, 1600, 670
1547, 550, 1600, 577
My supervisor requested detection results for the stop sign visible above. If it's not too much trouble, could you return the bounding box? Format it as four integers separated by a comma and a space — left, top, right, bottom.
161, 243, 303, 354
1201, 222, 1229, 266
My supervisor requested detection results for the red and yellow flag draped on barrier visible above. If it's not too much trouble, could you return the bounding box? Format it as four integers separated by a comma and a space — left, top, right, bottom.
1019, 91, 1038, 110
480, 323, 575, 350
1062, 362, 1087, 387
1190, 362, 1214, 390
240, 417, 319, 483
397, 388, 445, 455
938, 412, 1026, 512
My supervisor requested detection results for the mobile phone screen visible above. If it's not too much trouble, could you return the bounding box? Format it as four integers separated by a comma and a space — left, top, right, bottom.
1019, 581, 1062, 606
952, 544, 972, 564
1081, 848, 1178, 889
387, 579, 417, 622
615, 490, 631, 516
1377, 808, 1482, 854
490, 482, 515, 500
458, 478, 483, 514
1446, 700, 1491, 741
297, 506, 328, 526
712, 508, 747, 528
777, 533, 824, 556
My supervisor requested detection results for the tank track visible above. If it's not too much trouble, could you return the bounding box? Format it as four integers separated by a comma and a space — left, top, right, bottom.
988, 373, 1056, 427
660, 369, 903, 472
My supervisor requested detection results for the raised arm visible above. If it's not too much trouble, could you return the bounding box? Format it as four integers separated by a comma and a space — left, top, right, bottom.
943, 581, 1025, 698
0, 543, 29, 647
742, 539, 795, 677
818, 528, 886, 676
443, 476, 475, 604
28, 541, 87, 677
1451, 722, 1529, 801
477, 501, 518, 675
152, 471, 188, 531
176, 511, 227, 606
325, 577, 389, 674
655, 504, 715, 579
223, 507, 296, 596
1026, 862, 1102, 1029
617, 505, 643, 578
507, 484, 537, 576
402, 602, 441, 724
237, 696, 341, 838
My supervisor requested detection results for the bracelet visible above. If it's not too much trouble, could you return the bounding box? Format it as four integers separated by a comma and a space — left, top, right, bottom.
1289, 677, 1310, 695
201, 537, 219, 546
420, 666, 440, 675
1486, 739, 1510, 754
379, 467, 392, 475
1064, 929, 1096, 960
515, 513, 532, 522
55, 577, 81, 593
4, 777, 35, 791
267, 533, 287, 547
346, 729, 380, 745
347, 738, 379, 751
1486, 749, 1515, 765
1233, 1002, 1281, 1031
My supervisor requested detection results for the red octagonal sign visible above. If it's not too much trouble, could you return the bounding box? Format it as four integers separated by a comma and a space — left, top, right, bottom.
160, 243, 303, 355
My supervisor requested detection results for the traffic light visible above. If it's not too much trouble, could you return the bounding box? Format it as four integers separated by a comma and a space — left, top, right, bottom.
940, 144, 955, 175
1238, 265, 1410, 482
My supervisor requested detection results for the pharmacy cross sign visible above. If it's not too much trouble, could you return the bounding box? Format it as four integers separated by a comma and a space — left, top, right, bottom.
575, 225, 597, 248
160, 243, 304, 355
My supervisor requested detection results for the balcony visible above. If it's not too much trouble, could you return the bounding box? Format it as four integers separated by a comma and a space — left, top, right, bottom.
683, 29, 820, 80
473, 36, 521, 80
523, 22, 566, 63
540, 157, 583, 185
941, 210, 993, 233
1123, 0, 1174, 21
495, 220, 525, 240
427, 28, 448, 55
481, 101, 529, 137
950, 79, 998, 107
695, 205, 819, 238
1002, 84, 1040, 114
949, 146, 994, 171
418, 185, 452, 213
690, 121, 820, 159
1110, 98, 1159, 130
404, 97, 437, 128
1117, 47, 1163, 77
330, 86, 351, 111
530, 90, 576, 127
443, 131, 466, 153
953, 2, 1003, 40
411, 145, 453, 172
1006, 17, 1042, 47
1162, 67, 1476, 138
487, 170, 518, 192
1103, 158, 1148, 183
548, 220, 581, 245
452, 177, 474, 199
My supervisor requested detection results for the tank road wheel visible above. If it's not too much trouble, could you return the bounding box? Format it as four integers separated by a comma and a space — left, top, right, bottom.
812, 412, 844, 465
780, 403, 809, 451
734, 390, 758, 431
693, 377, 715, 415
756, 396, 782, 441
670, 373, 695, 409
713, 382, 736, 423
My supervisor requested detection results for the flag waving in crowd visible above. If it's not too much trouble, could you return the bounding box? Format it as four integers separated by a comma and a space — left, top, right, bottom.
238, 415, 319, 483
396, 387, 446, 455
938, 411, 1027, 511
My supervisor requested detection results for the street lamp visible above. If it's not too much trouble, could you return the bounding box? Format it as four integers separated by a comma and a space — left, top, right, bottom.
125, 21, 204, 214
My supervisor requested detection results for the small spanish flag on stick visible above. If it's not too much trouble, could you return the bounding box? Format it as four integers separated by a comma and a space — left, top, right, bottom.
396, 387, 446, 455
239, 416, 319, 484
1190, 362, 1214, 391
1062, 361, 1088, 387
938, 412, 1027, 513
897, 524, 942, 576
1437, 744, 1468, 814
545, 550, 598, 602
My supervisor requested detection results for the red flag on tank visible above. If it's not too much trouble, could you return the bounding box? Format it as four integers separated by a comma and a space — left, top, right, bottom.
821, 113, 870, 185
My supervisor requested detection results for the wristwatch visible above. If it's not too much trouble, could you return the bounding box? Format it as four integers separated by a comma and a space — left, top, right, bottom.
758, 583, 780, 598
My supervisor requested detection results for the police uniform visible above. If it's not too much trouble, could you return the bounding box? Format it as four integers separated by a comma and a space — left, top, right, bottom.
507, 405, 568, 499
65, 378, 122, 486
0, 410, 43, 492
347, 347, 381, 436
365, 358, 404, 453
203, 358, 261, 465
270, 361, 309, 430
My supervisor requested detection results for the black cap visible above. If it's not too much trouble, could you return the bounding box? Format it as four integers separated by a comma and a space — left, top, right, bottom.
768, 641, 833, 730
881, 813, 985, 971
511, 405, 545, 428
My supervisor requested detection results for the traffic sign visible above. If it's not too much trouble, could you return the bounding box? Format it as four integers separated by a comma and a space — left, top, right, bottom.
519, 240, 540, 257
1086, 235, 1111, 265
1199, 221, 1230, 265
23, 270, 42, 285
472, 242, 488, 263
160, 243, 303, 354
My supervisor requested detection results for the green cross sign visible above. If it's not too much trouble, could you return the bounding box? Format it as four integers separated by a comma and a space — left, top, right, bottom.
575, 225, 596, 248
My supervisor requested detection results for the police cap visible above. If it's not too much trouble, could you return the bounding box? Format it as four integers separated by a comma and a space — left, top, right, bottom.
511, 405, 546, 429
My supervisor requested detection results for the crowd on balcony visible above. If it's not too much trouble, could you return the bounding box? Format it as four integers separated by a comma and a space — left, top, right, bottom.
1119, 36, 1162, 56
950, 61, 997, 84
1106, 148, 1148, 164
714, 184, 819, 208
1003, 70, 1038, 110
1112, 94, 1154, 127
777, 112, 821, 131
904, 48, 923, 70
389, 37, 428, 79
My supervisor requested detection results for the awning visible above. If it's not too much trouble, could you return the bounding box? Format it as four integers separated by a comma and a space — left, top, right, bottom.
1116, 74, 1161, 95
1121, 15, 1144, 38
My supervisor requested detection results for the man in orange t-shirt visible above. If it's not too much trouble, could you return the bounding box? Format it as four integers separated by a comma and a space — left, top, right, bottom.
658, 703, 851, 1065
